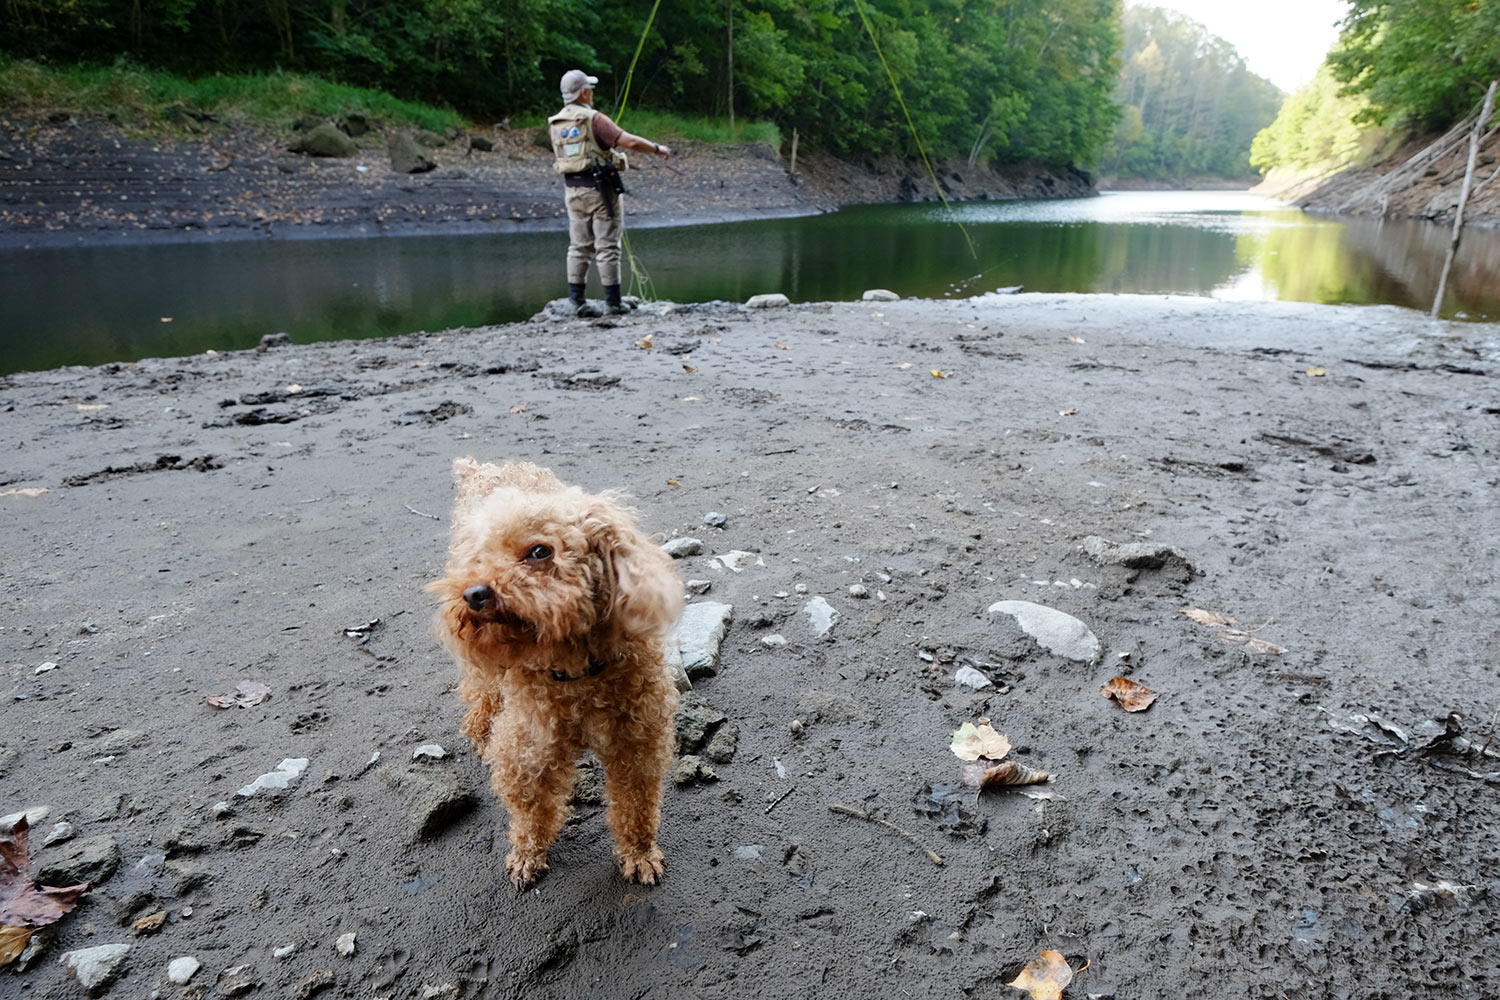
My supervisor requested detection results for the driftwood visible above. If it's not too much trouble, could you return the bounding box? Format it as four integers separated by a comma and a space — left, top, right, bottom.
1333, 96, 1496, 216
1432, 80, 1498, 319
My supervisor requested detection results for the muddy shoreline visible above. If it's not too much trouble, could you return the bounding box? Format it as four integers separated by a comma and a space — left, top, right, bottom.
3, 293, 1498, 998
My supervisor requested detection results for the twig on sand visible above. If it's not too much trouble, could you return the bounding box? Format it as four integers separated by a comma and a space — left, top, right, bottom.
828, 802, 943, 866
405, 504, 441, 520
765, 786, 796, 814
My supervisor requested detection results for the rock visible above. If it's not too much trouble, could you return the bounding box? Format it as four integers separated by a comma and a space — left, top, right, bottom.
413, 129, 446, 148
237, 758, 310, 798
862, 288, 900, 301
746, 293, 790, 309
685, 579, 712, 595
762, 634, 787, 647
671, 601, 733, 679
675, 693, 728, 754
95, 729, 146, 755
218, 964, 262, 995
167, 956, 200, 984
988, 600, 1102, 666
712, 550, 764, 572
953, 665, 993, 690
0, 805, 49, 831
662, 536, 703, 558
848, 584, 870, 599
60, 943, 130, 994
1080, 535, 1195, 573
343, 113, 373, 137
703, 511, 728, 528
412, 744, 446, 760
291, 122, 357, 157
389, 130, 437, 174
274, 943, 297, 959
43, 821, 76, 846
37, 834, 120, 887
257, 332, 292, 352
673, 755, 718, 786
335, 932, 357, 957
805, 596, 840, 638
378, 763, 477, 840
467, 134, 494, 151
704, 724, 740, 764
298, 969, 337, 998
132, 911, 167, 936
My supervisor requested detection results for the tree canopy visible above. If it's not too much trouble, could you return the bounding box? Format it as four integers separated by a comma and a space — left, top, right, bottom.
1, 0, 1123, 167
1096, 5, 1283, 179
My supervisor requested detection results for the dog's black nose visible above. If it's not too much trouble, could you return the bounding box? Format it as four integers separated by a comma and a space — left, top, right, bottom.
463, 584, 495, 611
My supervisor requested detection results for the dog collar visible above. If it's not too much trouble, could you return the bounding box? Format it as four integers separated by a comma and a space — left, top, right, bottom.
548, 652, 618, 682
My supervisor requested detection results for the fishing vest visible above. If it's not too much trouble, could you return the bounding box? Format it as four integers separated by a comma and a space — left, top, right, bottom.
549, 104, 608, 175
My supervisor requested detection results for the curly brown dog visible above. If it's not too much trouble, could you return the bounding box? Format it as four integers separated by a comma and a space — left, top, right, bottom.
427, 458, 683, 889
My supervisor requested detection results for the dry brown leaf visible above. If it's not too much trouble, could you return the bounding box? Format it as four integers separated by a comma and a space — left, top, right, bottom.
1221, 633, 1285, 655
132, 910, 167, 936
1007, 949, 1074, 1000
775, 342, 790, 350
0, 924, 32, 967
1182, 608, 1235, 627
1, 488, 49, 498
960, 759, 1052, 790
1101, 676, 1158, 712
634, 334, 653, 350
0, 818, 89, 931
682, 364, 698, 373
508, 403, 528, 413
206, 680, 272, 710
950, 721, 1011, 761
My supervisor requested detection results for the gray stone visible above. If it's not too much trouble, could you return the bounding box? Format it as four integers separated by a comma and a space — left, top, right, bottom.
378, 763, 476, 841
1080, 535, 1195, 573
467, 133, 494, 151
988, 600, 1102, 666
673, 755, 718, 786
953, 665, 993, 690
167, 956, 200, 984
661, 536, 703, 558
389, 131, 436, 173
703, 511, 728, 528
805, 596, 840, 638
343, 113, 373, 137
0, 804, 49, 831
746, 293, 790, 309
37, 834, 120, 887
685, 579, 712, 595
413, 129, 446, 148
672, 601, 733, 679
335, 932, 357, 957
712, 550, 764, 572
862, 288, 900, 301
675, 694, 728, 755
291, 122, 357, 157
95, 729, 147, 755
43, 821, 75, 846
60, 943, 130, 994
704, 724, 740, 764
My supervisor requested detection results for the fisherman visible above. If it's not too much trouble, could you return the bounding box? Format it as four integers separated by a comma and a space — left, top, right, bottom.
550, 69, 673, 316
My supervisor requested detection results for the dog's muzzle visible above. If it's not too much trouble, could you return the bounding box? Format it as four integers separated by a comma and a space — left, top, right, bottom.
463, 584, 495, 611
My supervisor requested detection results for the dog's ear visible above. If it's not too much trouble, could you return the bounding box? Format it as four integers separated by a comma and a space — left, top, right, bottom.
584, 497, 684, 638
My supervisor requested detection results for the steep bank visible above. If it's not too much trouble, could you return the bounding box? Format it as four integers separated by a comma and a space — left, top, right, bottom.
1256, 130, 1500, 228
0, 115, 1094, 247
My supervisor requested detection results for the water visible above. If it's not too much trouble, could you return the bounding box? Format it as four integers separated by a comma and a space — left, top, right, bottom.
2, 191, 1497, 376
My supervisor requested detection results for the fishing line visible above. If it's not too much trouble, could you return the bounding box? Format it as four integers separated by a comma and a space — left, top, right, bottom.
851, 0, 977, 260
611, 0, 665, 302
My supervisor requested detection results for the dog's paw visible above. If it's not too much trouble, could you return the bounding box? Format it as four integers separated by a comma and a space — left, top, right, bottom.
506, 850, 549, 890
618, 845, 665, 885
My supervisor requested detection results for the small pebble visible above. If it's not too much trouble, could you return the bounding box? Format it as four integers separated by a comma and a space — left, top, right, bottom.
412, 744, 446, 760
274, 944, 297, 959
848, 584, 869, 599
762, 634, 788, 647
167, 956, 200, 984
335, 932, 356, 957
703, 512, 728, 528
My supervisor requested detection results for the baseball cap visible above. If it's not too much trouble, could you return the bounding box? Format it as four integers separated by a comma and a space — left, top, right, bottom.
560, 69, 599, 102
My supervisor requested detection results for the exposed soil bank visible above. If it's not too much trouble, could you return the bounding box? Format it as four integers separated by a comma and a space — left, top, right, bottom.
0, 116, 1092, 248
2, 293, 1498, 999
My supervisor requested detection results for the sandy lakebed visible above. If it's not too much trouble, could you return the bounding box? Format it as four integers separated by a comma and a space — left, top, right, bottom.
2, 291, 1499, 999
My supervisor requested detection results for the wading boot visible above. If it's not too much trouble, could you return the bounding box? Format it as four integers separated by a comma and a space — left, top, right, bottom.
568, 282, 601, 318
604, 284, 633, 315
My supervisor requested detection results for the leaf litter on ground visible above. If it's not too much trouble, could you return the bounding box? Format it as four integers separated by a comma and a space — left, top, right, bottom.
1007, 949, 1087, 1000
1181, 607, 1285, 655
949, 720, 1050, 790
206, 679, 272, 709
1, 817, 90, 967
1101, 676, 1158, 712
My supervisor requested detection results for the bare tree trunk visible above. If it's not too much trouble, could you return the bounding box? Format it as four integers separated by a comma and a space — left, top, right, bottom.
1431, 79, 1497, 319
789, 128, 798, 176
726, 0, 734, 135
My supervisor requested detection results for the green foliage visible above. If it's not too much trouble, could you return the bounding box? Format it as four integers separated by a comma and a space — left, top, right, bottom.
1098, 6, 1284, 179
1330, 0, 1500, 129
0, 58, 463, 132
1249, 64, 1383, 174
0, 0, 1123, 168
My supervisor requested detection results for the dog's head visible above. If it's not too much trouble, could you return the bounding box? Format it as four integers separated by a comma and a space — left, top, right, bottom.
428, 459, 682, 660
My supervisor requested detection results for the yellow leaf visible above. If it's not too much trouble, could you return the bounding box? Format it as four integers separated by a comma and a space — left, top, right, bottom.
1007, 950, 1074, 1000
0, 925, 34, 967
950, 721, 1012, 762
1306, 366, 1327, 376
286, 384, 302, 393
931, 370, 950, 378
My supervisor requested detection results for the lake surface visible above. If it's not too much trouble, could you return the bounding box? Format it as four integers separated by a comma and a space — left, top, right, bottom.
3, 191, 1497, 376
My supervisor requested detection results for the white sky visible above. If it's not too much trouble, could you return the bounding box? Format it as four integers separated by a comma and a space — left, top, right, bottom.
1138, 0, 1349, 93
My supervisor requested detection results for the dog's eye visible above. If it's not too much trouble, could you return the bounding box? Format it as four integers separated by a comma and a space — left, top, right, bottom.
524, 544, 553, 563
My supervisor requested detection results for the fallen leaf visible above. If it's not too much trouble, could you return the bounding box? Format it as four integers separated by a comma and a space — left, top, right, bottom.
1182, 608, 1235, 627
1, 488, 49, 498
775, 342, 790, 350
1058, 408, 1077, 416
0, 817, 89, 934
0, 925, 31, 966
950, 721, 1012, 761
1306, 366, 1327, 376
1007, 949, 1074, 1000
1101, 677, 1158, 712
76, 403, 108, 411
931, 370, 950, 378
634, 334, 653, 350
1182, 609, 1284, 655
667, 480, 680, 486
1067, 336, 1086, 344
509, 403, 528, 413
960, 759, 1051, 789
683, 365, 698, 373
132, 910, 168, 936
206, 680, 272, 709
1224, 633, 1286, 656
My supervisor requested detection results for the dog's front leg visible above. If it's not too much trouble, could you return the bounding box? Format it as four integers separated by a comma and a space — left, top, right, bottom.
596, 723, 673, 884
484, 715, 576, 889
